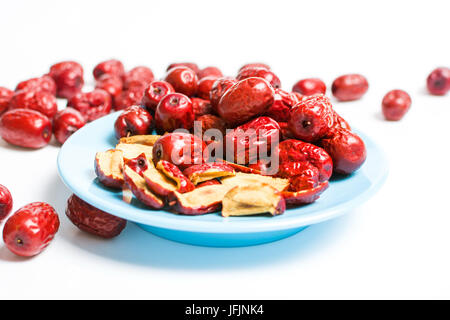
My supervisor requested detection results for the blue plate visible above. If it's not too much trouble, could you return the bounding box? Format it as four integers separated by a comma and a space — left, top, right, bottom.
57, 112, 388, 247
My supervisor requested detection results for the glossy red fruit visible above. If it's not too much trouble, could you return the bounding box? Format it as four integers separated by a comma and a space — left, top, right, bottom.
3, 202, 59, 257
197, 66, 223, 79
126, 153, 149, 176
165, 66, 198, 97
0, 184, 13, 222
265, 89, 297, 122
237, 67, 281, 88
48, 61, 84, 99
9, 89, 58, 119
331, 74, 368, 101
332, 110, 351, 132
15, 75, 57, 95
0, 109, 52, 148
141, 80, 175, 112
239, 63, 271, 72
277, 139, 333, 182
123, 66, 154, 89
292, 78, 326, 96
225, 116, 281, 164
95, 74, 123, 100
382, 90, 412, 121
426, 67, 450, 95
67, 89, 112, 121
217, 77, 275, 127
152, 132, 206, 170
114, 105, 153, 139
53, 108, 86, 144
209, 77, 237, 114
320, 129, 366, 175
197, 76, 218, 100
192, 98, 212, 118
288, 95, 334, 142
93, 59, 125, 80
66, 194, 126, 238
155, 93, 194, 133
167, 62, 199, 73
0, 87, 14, 115
114, 84, 146, 111
277, 162, 320, 191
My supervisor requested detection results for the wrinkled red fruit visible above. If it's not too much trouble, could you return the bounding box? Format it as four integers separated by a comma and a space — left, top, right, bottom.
155, 93, 194, 133
265, 89, 297, 122
225, 116, 280, 164
320, 129, 366, 175
0, 87, 14, 115
217, 77, 275, 127
114, 105, 153, 139
142, 80, 175, 112
282, 181, 328, 206
277, 162, 319, 190
15, 75, 57, 95
331, 74, 369, 101
53, 108, 86, 144
277, 139, 333, 182
164, 66, 198, 97
0, 184, 13, 222
192, 98, 213, 118
292, 78, 326, 96
237, 67, 281, 88
9, 89, 58, 119
288, 95, 334, 142
167, 62, 199, 73
152, 132, 206, 170
209, 77, 237, 114
197, 66, 223, 79
197, 76, 218, 100
95, 74, 123, 100
239, 63, 271, 72
66, 194, 126, 238
67, 89, 112, 121
114, 84, 145, 111
0, 109, 52, 148
48, 61, 84, 99
93, 59, 125, 80
123, 66, 154, 89
382, 90, 412, 121
426, 67, 450, 95
3, 202, 59, 257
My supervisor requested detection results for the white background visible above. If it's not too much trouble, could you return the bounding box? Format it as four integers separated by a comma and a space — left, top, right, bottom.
0, 0, 449, 299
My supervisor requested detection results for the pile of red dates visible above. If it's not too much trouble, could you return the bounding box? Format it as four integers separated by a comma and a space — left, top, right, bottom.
98, 62, 369, 220
0, 59, 447, 258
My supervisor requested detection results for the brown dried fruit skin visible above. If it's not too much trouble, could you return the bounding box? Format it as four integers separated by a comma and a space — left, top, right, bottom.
217, 77, 275, 127
222, 183, 286, 217
66, 194, 126, 238
94, 149, 124, 189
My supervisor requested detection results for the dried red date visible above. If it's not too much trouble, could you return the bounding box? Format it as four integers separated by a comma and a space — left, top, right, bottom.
48, 61, 84, 99
0, 87, 14, 115
9, 89, 58, 119
0, 109, 52, 149
292, 78, 326, 96
217, 77, 275, 127
93, 59, 125, 80
66, 194, 126, 238
67, 89, 112, 121
331, 74, 368, 101
53, 108, 86, 144
382, 89, 411, 121
164, 66, 198, 97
